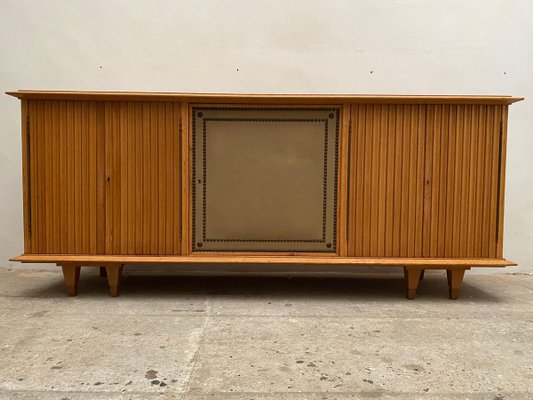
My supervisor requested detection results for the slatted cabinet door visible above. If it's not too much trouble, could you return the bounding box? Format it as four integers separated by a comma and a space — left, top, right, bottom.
423, 105, 504, 258
104, 102, 182, 255
26, 100, 105, 254
348, 105, 426, 257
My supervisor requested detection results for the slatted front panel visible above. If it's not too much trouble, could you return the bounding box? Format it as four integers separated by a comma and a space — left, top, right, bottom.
423, 105, 503, 258
105, 102, 182, 255
348, 105, 426, 257
27, 100, 105, 254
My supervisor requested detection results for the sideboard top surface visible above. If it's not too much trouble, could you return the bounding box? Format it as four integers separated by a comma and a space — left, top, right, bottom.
6, 90, 524, 105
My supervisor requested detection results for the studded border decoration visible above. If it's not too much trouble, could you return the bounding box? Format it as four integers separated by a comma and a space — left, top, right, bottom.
192, 107, 339, 253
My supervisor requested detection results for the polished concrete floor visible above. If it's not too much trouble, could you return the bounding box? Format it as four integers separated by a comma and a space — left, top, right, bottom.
0, 267, 531, 400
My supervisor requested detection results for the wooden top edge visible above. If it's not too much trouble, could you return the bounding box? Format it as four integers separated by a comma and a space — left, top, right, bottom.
10, 254, 517, 267
5, 90, 524, 105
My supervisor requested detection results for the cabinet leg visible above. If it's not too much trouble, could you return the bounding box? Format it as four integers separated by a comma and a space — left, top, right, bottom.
105, 264, 124, 297
61, 265, 81, 297
403, 267, 423, 300
446, 269, 466, 300
99, 267, 107, 278
419, 269, 425, 281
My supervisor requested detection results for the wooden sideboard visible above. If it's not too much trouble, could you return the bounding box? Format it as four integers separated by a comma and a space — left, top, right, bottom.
7, 91, 523, 299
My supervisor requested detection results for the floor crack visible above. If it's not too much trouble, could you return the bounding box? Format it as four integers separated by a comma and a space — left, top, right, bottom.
182, 297, 210, 392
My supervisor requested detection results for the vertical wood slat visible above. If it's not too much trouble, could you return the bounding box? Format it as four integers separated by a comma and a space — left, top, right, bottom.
376, 106, 387, 256
369, 105, 380, 256
27, 100, 103, 254
66, 101, 74, 253
126, 102, 135, 254
414, 110, 425, 257
488, 106, 502, 258
399, 106, 411, 257
158, 104, 167, 255
38, 101, 46, 253
350, 104, 364, 256
73, 102, 81, 253
150, 103, 158, 253
57, 100, 66, 253
104, 102, 114, 254
348, 105, 425, 257
460, 106, 471, 256
44, 101, 52, 253
96, 102, 106, 254
89, 103, 99, 254
28, 101, 37, 253
443, 106, 455, 257
105, 101, 182, 255
51, 102, 59, 252
142, 102, 150, 254
120, 102, 128, 254
392, 107, 403, 256
165, 103, 173, 254
337, 104, 351, 257
475, 106, 488, 255
423, 105, 502, 258
21, 100, 30, 253
451, 106, 464, 256
496, 106, 509, 258
134, 102, 143, 253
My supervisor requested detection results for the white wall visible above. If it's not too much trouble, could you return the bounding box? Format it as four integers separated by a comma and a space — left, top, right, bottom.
1, 0, 532, 271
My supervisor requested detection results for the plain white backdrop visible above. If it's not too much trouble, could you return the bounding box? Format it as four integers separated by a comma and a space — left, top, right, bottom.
1, 0, 531, 271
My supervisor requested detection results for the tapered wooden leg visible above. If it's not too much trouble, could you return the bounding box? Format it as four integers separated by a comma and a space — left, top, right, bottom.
446, 269, 466, 300
105, 264, 124, 297
419, 269, 425, 281
61, 265, 81, 297
99, 267, 107, 278
404, 267, 423, 300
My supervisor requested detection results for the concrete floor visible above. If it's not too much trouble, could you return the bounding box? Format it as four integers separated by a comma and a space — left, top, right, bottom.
0, 267, 531, 400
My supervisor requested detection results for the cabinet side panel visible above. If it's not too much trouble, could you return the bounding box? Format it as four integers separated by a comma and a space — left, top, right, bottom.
105, 101, 181, 255
423, 105, 501, 258
21, 100, 30, 253
27, 100, 103, 254
348, 105, 425, 257
496, 106, 508, 258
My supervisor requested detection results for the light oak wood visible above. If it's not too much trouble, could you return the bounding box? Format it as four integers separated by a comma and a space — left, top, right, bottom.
181, 103, 190, 255
348, 105, 425, 257
447, 268, 467, 300
12, 254, 516, 267
6, 91, 523, 105
21, 100, 30, 253
104, 101, 181, 255
105, 264, 124, 297
26, 101, 104, 254
403, 267, 423, 300
423, 105, 503, 258
337, 104, 351, 256
497, 106, 509, 258
8, 91, 521, 299
61, 265, 80, 296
